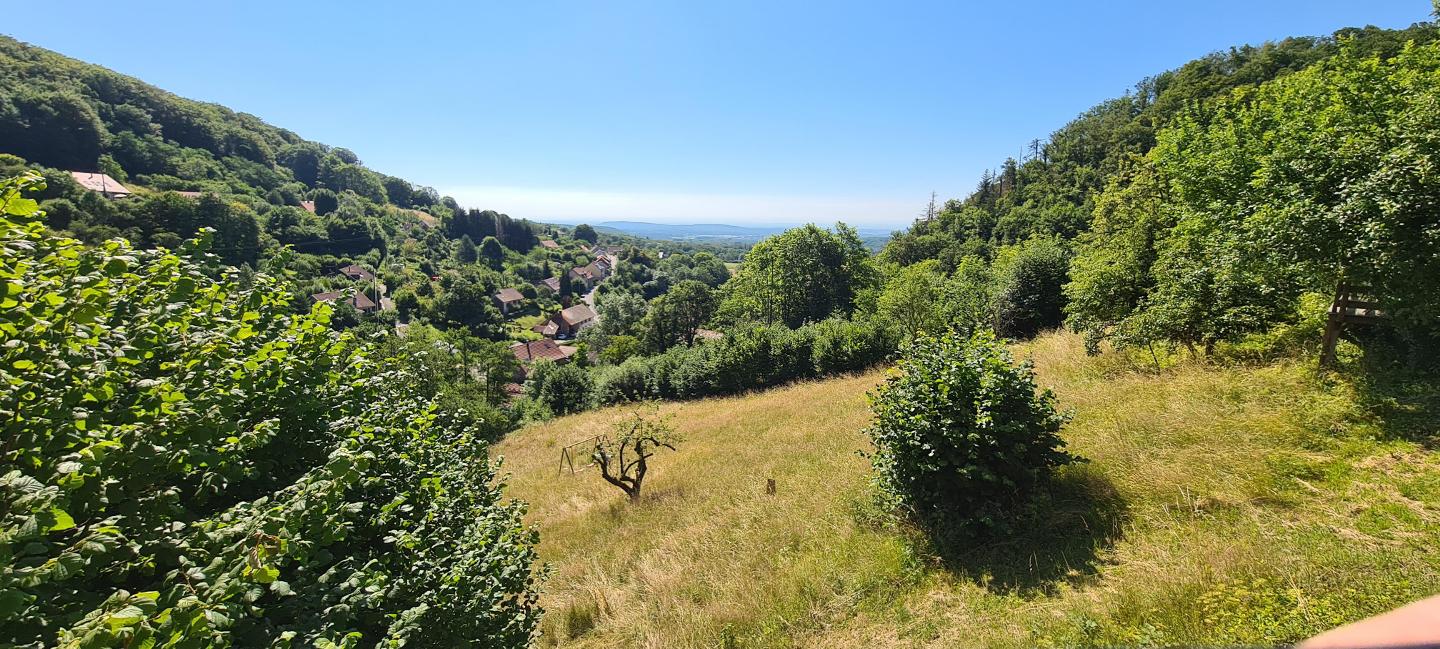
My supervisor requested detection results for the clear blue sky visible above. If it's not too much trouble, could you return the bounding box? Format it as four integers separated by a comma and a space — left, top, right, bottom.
8, 1, 1431, 227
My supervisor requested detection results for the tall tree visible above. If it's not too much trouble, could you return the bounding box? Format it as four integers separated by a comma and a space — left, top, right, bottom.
574, 223, 598, 243
456, 233, 478, 263
716, 223, 878, 328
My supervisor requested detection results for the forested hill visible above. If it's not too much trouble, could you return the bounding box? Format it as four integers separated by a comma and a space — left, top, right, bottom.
0, 33, 541, 265
884, 22, 1438, 268
882, 18, 1440, 356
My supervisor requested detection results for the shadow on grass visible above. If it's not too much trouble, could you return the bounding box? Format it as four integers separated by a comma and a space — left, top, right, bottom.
1346, 330, 1440, 447
922, 464, 1128, 596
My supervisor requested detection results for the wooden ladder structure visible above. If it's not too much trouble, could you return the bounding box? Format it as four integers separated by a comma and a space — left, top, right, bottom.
1320, 283, 1386, 367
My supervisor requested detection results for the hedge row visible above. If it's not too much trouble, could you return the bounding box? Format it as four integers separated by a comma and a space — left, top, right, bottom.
590, 317, 895, 405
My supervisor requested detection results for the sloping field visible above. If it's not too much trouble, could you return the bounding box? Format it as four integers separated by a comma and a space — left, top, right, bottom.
493, 332, 1440, 648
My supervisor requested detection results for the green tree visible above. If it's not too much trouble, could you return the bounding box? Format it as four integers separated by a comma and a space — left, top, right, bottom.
639, 280, 717, 352
991, 236, 1070, 339
0, 91, 105, 170
875, 260, 947, 340
717, 223, 878, 327
310, 188, 338, 216
479, 235, 505, 270
596, 291, 649, 337
592, 405, 680, 503
456, 233, 478, 263
434, 266, 505, 338
574, 223, 598, 243
526, 361, 593, 415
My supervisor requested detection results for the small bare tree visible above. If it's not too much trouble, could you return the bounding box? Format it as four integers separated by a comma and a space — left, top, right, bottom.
593, 404, 680, 503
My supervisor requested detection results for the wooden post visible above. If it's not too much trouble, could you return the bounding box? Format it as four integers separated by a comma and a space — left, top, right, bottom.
1319, 314, 1342, 368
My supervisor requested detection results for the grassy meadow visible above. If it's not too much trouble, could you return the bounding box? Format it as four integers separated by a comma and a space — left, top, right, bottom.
492, 331, 1440, 648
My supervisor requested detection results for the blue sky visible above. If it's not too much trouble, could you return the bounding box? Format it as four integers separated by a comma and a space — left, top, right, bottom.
9, 1, 1430, 227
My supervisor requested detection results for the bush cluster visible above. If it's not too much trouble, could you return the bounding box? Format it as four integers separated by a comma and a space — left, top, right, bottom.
587, 317, 894, 407
865, 329, 1074, 535
0, 175, 539, 647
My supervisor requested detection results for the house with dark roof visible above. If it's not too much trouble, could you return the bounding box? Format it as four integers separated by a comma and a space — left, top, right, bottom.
509, 339, 579, 379
69, 171, 132, 199
533, 276, 562, 294
339, 264, 376, 281
493, 287, 525, 316
311, 290, 379, 314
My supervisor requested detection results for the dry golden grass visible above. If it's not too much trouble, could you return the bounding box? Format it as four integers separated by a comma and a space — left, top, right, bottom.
494, 331, 1440, 648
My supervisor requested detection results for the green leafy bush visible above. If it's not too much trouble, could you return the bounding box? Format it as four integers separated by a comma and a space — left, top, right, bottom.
865, 329, 1074, 534
0, 174, 539, 647
992, 236, 1070, 339
810, 317, 893, 374
593, 358, 656, 404
526, 361, 594, 415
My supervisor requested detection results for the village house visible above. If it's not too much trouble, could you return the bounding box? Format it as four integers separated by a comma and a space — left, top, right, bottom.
69, 171, 132, 199
339, 264, 376, 281
311, 290, 379, 314
533, 303, 598, 339
568, 260, 611, 290
509, 339, 579, 380
299, 200, 316, 214
493, 287, 525, 316
534, 276, 562, 294
540, 239, 561, 250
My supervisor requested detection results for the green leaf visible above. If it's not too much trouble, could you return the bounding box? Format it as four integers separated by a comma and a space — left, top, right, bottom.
106, 604, 146, 629
48, 508, 76, 532
0, 589, 30, 620
249, 565, 279, 584
12, 359, 35, 370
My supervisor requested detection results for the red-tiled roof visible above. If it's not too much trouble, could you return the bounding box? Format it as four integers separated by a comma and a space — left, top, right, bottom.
299, 200, 317, 213
69, 171, 131, 196
510, 339, 578, 363
534, 277, 561, 293
540, 239, 560, 249
694, 328, 724, 341
494, 287, 525, 303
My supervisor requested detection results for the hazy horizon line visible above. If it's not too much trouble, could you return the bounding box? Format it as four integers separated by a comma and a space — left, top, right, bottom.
438, 185, 925, 230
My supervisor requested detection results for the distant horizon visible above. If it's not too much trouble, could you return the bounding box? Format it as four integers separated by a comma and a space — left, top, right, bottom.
441, 185, 919, 230
535, 218, 904, 233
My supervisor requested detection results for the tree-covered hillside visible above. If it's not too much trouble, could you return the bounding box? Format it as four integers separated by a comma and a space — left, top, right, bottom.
0, 34, 563, 325
886, 22, 1438, 266
883, 19, 1440, 358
